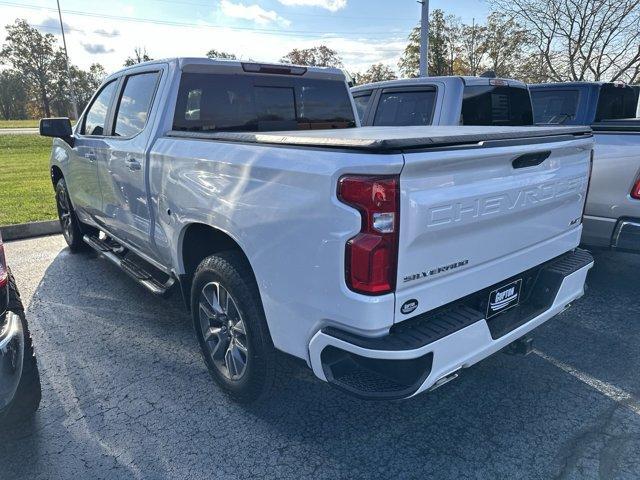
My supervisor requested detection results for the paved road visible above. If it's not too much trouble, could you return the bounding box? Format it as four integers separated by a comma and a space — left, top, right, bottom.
1, 235, 639, 479
0, 127, 39, 135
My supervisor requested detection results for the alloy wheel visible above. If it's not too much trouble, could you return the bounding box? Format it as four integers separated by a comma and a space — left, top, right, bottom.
56, 186, 73, 242
198, 281, 249, 380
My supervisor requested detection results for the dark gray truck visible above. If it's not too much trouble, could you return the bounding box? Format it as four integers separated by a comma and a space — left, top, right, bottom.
530, 82, 640, 253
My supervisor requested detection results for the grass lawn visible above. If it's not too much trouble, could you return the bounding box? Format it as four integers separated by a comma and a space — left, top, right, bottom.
0, 119, 40, 129
0, 134, 57, 226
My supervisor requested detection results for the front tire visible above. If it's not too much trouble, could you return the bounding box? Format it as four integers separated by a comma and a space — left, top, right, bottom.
55, 178, 93, 252
191, 251, 278, 403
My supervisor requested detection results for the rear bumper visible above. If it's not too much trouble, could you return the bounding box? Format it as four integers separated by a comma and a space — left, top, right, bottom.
612, 218, 640, 253
582, 215, 616, 248
582, 215, 640, 253
309, 249, 594, 400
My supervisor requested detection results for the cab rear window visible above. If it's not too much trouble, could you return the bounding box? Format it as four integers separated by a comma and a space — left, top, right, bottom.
373, 89, 437, 126
461, 85, 533, 126
530, 89, 580, 124
172, 73, 356, 132
595, 85, 637, 121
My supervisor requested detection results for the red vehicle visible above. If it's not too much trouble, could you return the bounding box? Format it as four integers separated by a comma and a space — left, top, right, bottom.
0, 232, 41, 425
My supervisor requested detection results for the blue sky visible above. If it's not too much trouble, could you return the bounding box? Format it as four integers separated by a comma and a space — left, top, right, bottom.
0, 0, 489, 73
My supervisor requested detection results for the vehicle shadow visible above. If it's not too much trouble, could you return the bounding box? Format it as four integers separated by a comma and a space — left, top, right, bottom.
1, 246, 639, 480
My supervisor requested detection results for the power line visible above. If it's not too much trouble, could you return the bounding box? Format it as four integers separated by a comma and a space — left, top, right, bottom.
0, 1, 408, 38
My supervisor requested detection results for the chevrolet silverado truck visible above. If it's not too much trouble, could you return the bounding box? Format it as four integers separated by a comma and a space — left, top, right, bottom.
530, 82, 640, 253
352, 76, 533, 127
41, 58, 594, 402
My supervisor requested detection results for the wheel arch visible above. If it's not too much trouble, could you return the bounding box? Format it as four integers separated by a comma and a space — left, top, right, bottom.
177, 223, 258, 311
51, 165, 64, 187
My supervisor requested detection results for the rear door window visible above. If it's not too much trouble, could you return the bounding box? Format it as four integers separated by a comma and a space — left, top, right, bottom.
82, 80, 118, 136
461, 85, 533, 126
373, 89, 436, 126
352, 92, 372, 123
595, 85, 637, 121
172, 73, 356, 132
530, 89, 580, 124
113, 72, 160, 137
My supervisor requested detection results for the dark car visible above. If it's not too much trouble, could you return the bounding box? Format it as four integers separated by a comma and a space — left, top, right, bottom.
0, 231, 41, 425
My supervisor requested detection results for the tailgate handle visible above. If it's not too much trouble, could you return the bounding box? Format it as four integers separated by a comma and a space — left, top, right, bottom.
512, 151, 550, 169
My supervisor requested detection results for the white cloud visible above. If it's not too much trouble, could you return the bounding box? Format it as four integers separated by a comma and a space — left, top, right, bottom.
0, 4, 404, 75
81, 43, 115, 54
277, 0, 347, 12
220, 0, 291, 27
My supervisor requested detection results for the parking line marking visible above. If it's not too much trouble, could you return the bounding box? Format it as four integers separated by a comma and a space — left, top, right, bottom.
533, 349, 640, 416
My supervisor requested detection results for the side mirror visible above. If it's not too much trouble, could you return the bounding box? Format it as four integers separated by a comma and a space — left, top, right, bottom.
40, 117, 73, 138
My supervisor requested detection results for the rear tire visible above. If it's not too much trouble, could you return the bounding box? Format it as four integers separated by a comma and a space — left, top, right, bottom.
191, 251, 279, 403
0, 270, 41, 425
55, 178, 96, 252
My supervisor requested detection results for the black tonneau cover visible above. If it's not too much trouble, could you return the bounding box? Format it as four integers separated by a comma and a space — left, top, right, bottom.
592, 119, 640, 133
167, 125, 591, 152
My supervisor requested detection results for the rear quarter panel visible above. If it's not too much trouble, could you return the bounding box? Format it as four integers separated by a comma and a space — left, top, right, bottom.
587, 132, 640, 219
583, 132, 640, 245
148, 138, 403, 360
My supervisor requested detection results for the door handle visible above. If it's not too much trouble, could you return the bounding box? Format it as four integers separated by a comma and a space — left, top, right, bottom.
125, 158, 141, 171
85, 151, 96, 162
512, 151, 551, 169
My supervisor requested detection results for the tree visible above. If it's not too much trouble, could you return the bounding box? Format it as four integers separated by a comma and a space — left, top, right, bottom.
353, 63, 397, 85
398, 26, 420, 77
397, 10, 461, 77
280, 45, 343, 68
490, 0, 640, 82
0, 19, 63, 117
72, 63, 107, 112
459, 21, 487, 76
428, 10, 453, 76
124, 47, 152, 67
206, 49, 237, 60
481, 13, 532, 78
49, 49, 70, 117
0, 70, 27, 120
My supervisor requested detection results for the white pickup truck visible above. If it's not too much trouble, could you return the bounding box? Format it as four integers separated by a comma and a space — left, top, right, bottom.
41, 58, 594, 402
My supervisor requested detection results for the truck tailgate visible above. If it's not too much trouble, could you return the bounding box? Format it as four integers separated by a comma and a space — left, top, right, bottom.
395, 135, 593, 322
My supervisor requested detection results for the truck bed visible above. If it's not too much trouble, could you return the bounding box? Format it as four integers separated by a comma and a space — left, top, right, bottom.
167, 125, 591, 152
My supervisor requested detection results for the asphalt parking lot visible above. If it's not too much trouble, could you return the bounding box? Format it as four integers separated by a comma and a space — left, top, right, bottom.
1, 235, 639, 479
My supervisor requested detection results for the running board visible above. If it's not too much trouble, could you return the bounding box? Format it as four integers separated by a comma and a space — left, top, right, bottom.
83, 234, 175, 297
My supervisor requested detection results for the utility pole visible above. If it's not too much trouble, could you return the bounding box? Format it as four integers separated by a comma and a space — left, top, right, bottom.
56, 0, 78, 119
419, 0, 429, 77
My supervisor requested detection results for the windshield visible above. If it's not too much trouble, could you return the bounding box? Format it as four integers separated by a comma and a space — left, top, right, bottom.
530, 89, 580, 124
173, 73, 356, 132
461, 85, 533, 126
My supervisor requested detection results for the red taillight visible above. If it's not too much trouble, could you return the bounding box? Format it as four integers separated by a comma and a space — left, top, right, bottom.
631, 177, 640, 200
0, 232, 6, 289
338, 175, 399, 295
